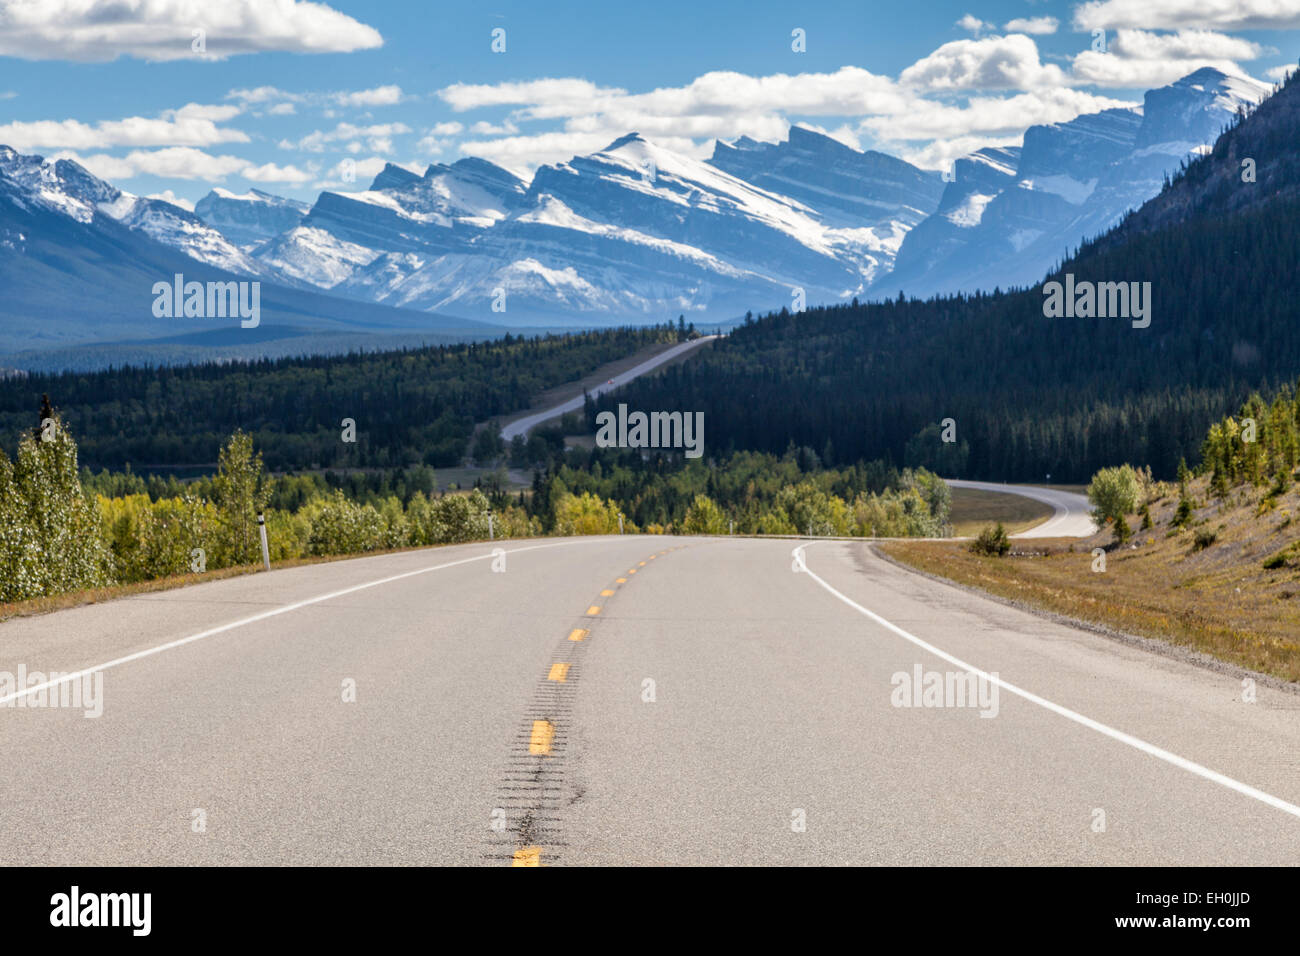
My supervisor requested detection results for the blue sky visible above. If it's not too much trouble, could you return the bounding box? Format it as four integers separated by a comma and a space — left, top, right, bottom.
1, 0, 1297, 208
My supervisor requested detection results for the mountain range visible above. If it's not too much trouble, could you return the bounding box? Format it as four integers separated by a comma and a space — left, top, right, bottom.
0, 67, 1274, 368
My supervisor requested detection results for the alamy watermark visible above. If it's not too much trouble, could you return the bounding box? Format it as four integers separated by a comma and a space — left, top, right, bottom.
1042, 273, 1150, 329
890, 664, 999, 717
0, 666, 103, 718
595, 403, 704, 458
152, 273, 260, 328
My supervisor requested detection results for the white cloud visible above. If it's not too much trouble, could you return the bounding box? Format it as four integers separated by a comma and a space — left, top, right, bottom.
861, 88, 1136, 144
956, 14, 995, 35
145, 189, 195, 211
314, 156, 402, 189
0, 103, 248, 151
66, 147, 251, 181
242, 162, 314, 184
1004, 16, 1059, 35
0, 0, 383, 62
331, 85, 403, 107
1072, 29, 1268, 87
1074, 0, 1300, 31
900, 34, 1068, 90
286, 122, 412, 152
1266, 63, 1297, 81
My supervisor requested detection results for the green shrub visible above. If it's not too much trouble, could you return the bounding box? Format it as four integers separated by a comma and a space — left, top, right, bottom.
970, 522, 1011, 557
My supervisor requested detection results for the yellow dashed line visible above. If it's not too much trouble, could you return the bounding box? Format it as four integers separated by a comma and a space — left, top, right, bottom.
568, 628, 588, 642
600, 589, 614, 596
586, 605, 601, 615
616, 577, 627, 584
628, 569, 637, 574
512, 847, 542, 867
638, 561, 646, 566
547, 662, 571, 682
529, 720, 555, 755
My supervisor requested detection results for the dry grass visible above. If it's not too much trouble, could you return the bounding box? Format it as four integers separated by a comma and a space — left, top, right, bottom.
882, 475, 1300, 682
948, 486, 1055, 536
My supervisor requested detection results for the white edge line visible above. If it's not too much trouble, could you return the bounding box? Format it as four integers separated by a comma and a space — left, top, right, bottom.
0, 538, 608, 708
791, 543, 1300, 821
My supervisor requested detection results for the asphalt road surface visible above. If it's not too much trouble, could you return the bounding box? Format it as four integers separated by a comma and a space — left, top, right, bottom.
500, 336, 718, 442
2, 535, 1297, 865
946, 479, 1097, 538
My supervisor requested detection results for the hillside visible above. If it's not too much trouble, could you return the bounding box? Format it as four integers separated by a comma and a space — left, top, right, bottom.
596, 71, 1300, 483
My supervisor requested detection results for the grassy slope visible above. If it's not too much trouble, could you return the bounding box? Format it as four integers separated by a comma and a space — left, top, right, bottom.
882, 475, 1300, 682
948, 487, 1054, 536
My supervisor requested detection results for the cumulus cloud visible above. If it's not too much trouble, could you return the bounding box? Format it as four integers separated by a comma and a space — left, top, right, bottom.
900, 34, 1069, 90
861, 88, 1136, 145
65, 147, 251, 181
0, 0, 383, 62
284, 122, 412, 153
0, 103, 248, 151
226, 85, 405, 109
145, 189, 195, 211
241, 162, 314, 184
1004, 16, 1059, 35
1074, 0, 1300, 31
956, 14, 995, 35
1072, 29, 1269, 87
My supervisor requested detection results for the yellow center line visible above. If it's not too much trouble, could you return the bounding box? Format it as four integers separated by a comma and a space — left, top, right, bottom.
638, 561, 646, 567
628, 569, 637, 574
586, 605, 601, 615
529, 720, 555, 755
567, 628, 588, 641
600, 589, 614, 596
615, 577, 627, 583
547, 662, 571, 682
512, 847, 542, 867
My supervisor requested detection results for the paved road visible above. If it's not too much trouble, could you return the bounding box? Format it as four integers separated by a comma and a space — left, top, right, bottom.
500, 336, 718, 442
2, 536, 1297, 865
946, 479, 1097, 538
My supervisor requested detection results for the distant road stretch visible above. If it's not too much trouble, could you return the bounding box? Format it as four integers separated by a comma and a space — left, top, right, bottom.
946, 479, 1096, 538
500, 335, 719, 442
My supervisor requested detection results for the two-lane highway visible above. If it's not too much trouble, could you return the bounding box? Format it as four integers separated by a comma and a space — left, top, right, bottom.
1, 535, 1296, 865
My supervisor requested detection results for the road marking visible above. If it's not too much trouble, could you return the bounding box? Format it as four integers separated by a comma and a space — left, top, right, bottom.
628, 569, 637, 574
547, 663, 571, 682
792, 544, 1300, 822
616, 577, 627, 584
529, 720, 555, 755
512, 847, 542, 867
600, 589, 614, 596
567, 628, 588, 642
586, 605, 601, 615
0, 538, 611, 708
638, 561, 646, 566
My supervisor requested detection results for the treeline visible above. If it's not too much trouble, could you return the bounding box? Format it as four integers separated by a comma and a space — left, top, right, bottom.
0, 325, 680, 472
2, 411, 949, 605
523, 445, 951, 537
1201, 381, 1300, 495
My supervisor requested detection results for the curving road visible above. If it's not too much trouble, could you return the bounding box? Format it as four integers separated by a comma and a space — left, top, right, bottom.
946, 479, 1097, 538
1, 535, 1296, 865
500, 336, 718, 442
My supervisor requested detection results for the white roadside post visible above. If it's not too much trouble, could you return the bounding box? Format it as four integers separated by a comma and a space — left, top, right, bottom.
729, 520, 734, 535
257, 512, 271, 571
618, 513, 624, 535
488, 513, 495, 540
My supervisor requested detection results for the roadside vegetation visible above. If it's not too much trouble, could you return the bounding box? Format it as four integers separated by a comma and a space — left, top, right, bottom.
1, 398, 952, 613
885, 385, 1300, 681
